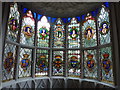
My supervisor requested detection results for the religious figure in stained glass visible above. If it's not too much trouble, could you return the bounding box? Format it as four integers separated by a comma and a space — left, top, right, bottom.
98, 5, 110, 45
68, 17, 80, 48
82, 13, 97, 47
39, 26, 49, 40
100, 21, 109, 35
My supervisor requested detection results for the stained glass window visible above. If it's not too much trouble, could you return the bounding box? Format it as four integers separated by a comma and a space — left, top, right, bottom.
100, 47, 114, 84
35, 49, 49, 76
37, 16, 50, 47
82, 13, 97, 47
68, 50, 81, 77
18, 48, 32, 78
98, 5, 110, 45
6, 3, 20, 42
67, 17, 80, 48
2, 43, 16, 82
52, 51, 64, 76
20, 10, 35, 46
84, 50, 97, 79
53, 18, 65, 48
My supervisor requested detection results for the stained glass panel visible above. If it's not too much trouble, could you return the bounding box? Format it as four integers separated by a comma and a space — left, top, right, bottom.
68, 50, 81, 77
53, 18, 65, 48
18, 48, 32, 78
84, 50, 97, 79
37, 16, 50, 47
7, 3, 20, 42
82, 14, 97, 47
67, 17, 80, 48
20, 10, 35, 46
35, 49, 49, 76
2, 43, 16, 81
52, 51, 64, 76
98, 5, 110, 45
100, 47, 114, 84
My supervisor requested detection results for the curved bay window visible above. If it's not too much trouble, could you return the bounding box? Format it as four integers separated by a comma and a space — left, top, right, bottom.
2, 2, 114, 86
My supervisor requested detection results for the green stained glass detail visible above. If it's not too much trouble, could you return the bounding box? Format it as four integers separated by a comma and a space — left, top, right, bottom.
35, 49, 49, 76
37, 16, 50, 47
67, 17, 80, 48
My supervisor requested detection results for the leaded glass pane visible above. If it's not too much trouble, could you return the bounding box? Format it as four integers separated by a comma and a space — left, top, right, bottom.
53, 18, 65, 48
18, 48, 32, 78
82, 14, 97, 47
2, 43, 16, 81
84, 49, 97, 79
20, 10, 35, 46
98, 5, 110, 45
35, 49, 49, 76
100, 47, 114, 84
68, 50, 81, 77
52, 51, 64, 76
67, 17, 80, 48
37, 16, 50, 47
7, 3, 20, 42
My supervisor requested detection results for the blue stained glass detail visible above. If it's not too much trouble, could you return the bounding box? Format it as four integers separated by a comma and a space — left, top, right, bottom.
47, 17, 51, 22
23, 8, 28, 13
67, 17, 71, 22
52, 18, 57, 23
82, 15, 85, 20
91, 11, 96, 17
38, 14, 42, 20
104, 2, 109, 8
76, 16, 80, 22
62, 18, 67, 23
33, 12, 37, 18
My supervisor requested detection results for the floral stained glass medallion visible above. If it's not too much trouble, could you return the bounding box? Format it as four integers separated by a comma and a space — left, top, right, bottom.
67, 17, 80, 48
98, 5, 110, 45
53, 18, 65, 48
53, 51, 64, 76
68, 50, 81, 77
84, 50, 97, 79
7, 3, 20, 42
37, 16, 50, 47
2, 43, 16, 81
20, 10, 35, 46
100, 47, 114, 84
82, 14, 97, 47
19, 48, 32, 78
35, 50, 49, 76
